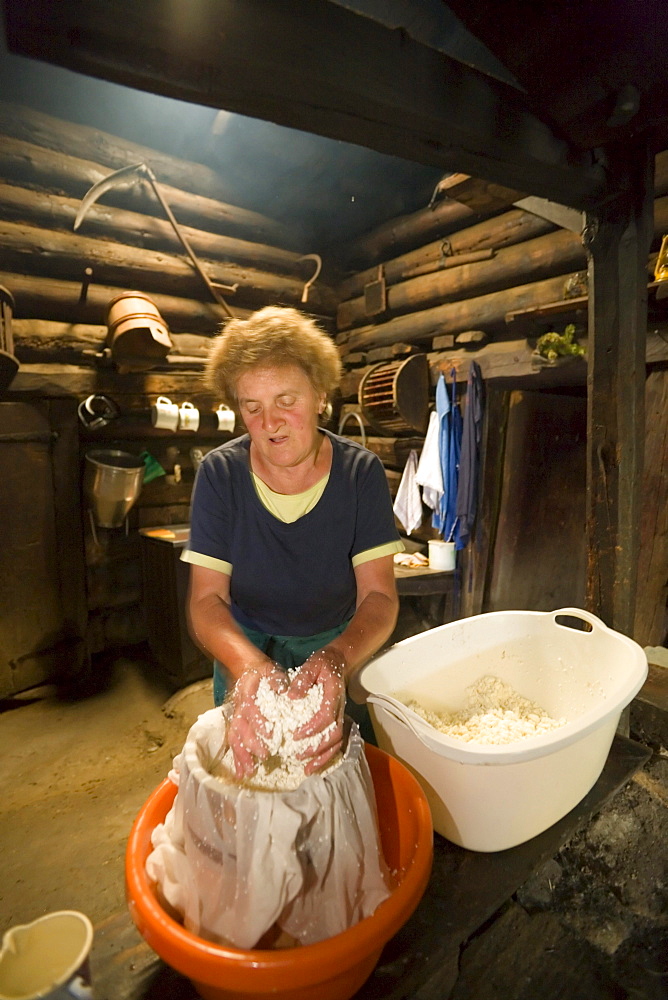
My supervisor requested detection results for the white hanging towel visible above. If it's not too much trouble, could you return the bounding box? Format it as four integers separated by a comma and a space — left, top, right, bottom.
415, 409, 444, 513
393, 448, 422, 535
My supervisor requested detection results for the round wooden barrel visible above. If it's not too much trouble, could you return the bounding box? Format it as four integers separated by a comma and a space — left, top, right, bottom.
358, 353, 429, 436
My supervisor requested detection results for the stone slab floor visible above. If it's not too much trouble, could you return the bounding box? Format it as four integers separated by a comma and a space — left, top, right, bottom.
0, 642, 666, 1000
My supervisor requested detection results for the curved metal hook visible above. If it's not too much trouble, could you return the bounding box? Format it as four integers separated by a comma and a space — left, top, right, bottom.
298, 254, 322, 304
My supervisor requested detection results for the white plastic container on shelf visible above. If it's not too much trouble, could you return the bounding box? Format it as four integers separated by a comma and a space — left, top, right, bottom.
358, 608, 648, 852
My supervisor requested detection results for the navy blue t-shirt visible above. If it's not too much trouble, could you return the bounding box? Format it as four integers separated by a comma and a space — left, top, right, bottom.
186, 429, 400, 636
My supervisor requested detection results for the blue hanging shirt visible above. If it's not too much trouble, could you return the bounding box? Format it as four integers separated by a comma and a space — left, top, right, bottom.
432, 373, 450, 535
455, 362, 484, 550
444, 369, 462, 543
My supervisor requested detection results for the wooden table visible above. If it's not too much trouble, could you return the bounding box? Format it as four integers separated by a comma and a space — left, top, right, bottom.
394, 564, 455, 625
91, 734, 650, 1000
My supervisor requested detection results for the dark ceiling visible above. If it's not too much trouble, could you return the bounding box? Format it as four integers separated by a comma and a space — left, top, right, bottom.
0, 14, 444, 252
446, 0, 668, 152
2, 0, 668, 250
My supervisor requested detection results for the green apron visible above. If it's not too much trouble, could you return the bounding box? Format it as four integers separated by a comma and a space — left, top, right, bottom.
212, 621, 349, 705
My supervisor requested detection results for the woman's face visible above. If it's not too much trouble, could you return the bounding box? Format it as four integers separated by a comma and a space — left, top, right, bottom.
236, 363, 325, 470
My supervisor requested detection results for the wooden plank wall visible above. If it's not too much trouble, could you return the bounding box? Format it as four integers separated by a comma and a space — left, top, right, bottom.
486, 389, 587, 613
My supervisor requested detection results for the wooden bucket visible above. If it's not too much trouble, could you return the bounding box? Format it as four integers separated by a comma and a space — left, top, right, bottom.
106, 291, 172, 371
358, 353, 430, 436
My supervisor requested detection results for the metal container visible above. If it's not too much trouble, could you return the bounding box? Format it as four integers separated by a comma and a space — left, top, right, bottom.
84, 449, 145, 528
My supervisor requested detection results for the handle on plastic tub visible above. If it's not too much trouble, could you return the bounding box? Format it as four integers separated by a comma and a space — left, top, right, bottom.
367, 694, 445, 752
550, 607, 607, 633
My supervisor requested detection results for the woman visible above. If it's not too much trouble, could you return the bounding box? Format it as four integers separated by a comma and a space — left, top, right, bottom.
183, 306, 403, 779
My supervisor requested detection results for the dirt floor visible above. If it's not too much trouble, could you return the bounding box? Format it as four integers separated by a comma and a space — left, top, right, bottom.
1, 629, 666, 1000
0, 649, 209, 931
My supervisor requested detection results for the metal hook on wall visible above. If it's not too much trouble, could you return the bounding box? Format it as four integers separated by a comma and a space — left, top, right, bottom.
440, 239, 453, 260
298, 254, 322, 304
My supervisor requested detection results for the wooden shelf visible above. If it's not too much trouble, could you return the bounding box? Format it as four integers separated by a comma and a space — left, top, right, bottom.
506, 282, 668, 337
505, 295, 588, 337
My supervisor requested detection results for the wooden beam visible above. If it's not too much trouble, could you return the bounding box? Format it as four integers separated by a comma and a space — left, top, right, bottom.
0, 269, 239, 333
337, 229, 586, 331
12, 320, 212, 360
337, 207, 555, 302
634, 369, 668, 645
0, 178, 305, 278
0, 102, 296, 245
0, 218, 337, 315
338, 327, 668, 400
584, 141, 655, 635
340, 199, 477, 272
7, 363, 220, 398
432, 173, 523, 213
4, 0, 608, 210
342, 273, 577, 352
0, 105, 296, 247
340, 151, 668, 274
512, 196, 583, 234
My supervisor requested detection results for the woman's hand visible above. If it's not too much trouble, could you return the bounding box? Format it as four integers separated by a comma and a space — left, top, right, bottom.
288, 647, 347, 775
227, 665, 287, 779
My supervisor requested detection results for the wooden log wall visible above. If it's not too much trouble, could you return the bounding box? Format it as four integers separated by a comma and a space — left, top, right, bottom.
0, 102, 338, 340
335, 153, 668, 407
336, 153, 668, 364
0, 103, 342, 666
3, 99, 667, 665
334, 154, 668, 633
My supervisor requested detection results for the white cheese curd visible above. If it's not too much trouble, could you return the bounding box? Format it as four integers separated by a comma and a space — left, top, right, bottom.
215, 669, 341, 790
406, 674, 566, 745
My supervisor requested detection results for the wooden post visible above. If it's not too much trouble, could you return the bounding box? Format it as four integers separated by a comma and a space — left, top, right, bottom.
584, 140, 654, 635
634, 369, 668, 645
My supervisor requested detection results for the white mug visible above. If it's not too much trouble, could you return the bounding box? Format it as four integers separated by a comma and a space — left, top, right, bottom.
151, 395, 179, 431
215, 404, 235, 433
428, 539, 456, 571
0, 911, 94, 999
178, 401, 200, 432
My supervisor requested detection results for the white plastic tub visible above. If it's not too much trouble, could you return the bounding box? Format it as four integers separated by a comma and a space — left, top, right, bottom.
358, 608, 648, 852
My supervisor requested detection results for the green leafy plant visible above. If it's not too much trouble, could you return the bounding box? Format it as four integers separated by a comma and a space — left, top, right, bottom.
536, 323, 585, 363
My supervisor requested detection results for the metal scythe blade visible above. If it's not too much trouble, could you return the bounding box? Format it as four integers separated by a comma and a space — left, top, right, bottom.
73, 161, 235, 317
73, 162, 147, 231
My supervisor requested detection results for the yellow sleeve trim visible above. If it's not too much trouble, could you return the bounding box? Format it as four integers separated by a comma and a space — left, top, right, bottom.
180, 549, 232, 575
352, 539, 405, 568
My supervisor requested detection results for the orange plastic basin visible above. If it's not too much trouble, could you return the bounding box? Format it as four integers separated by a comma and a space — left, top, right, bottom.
126, 744, 433, 1000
